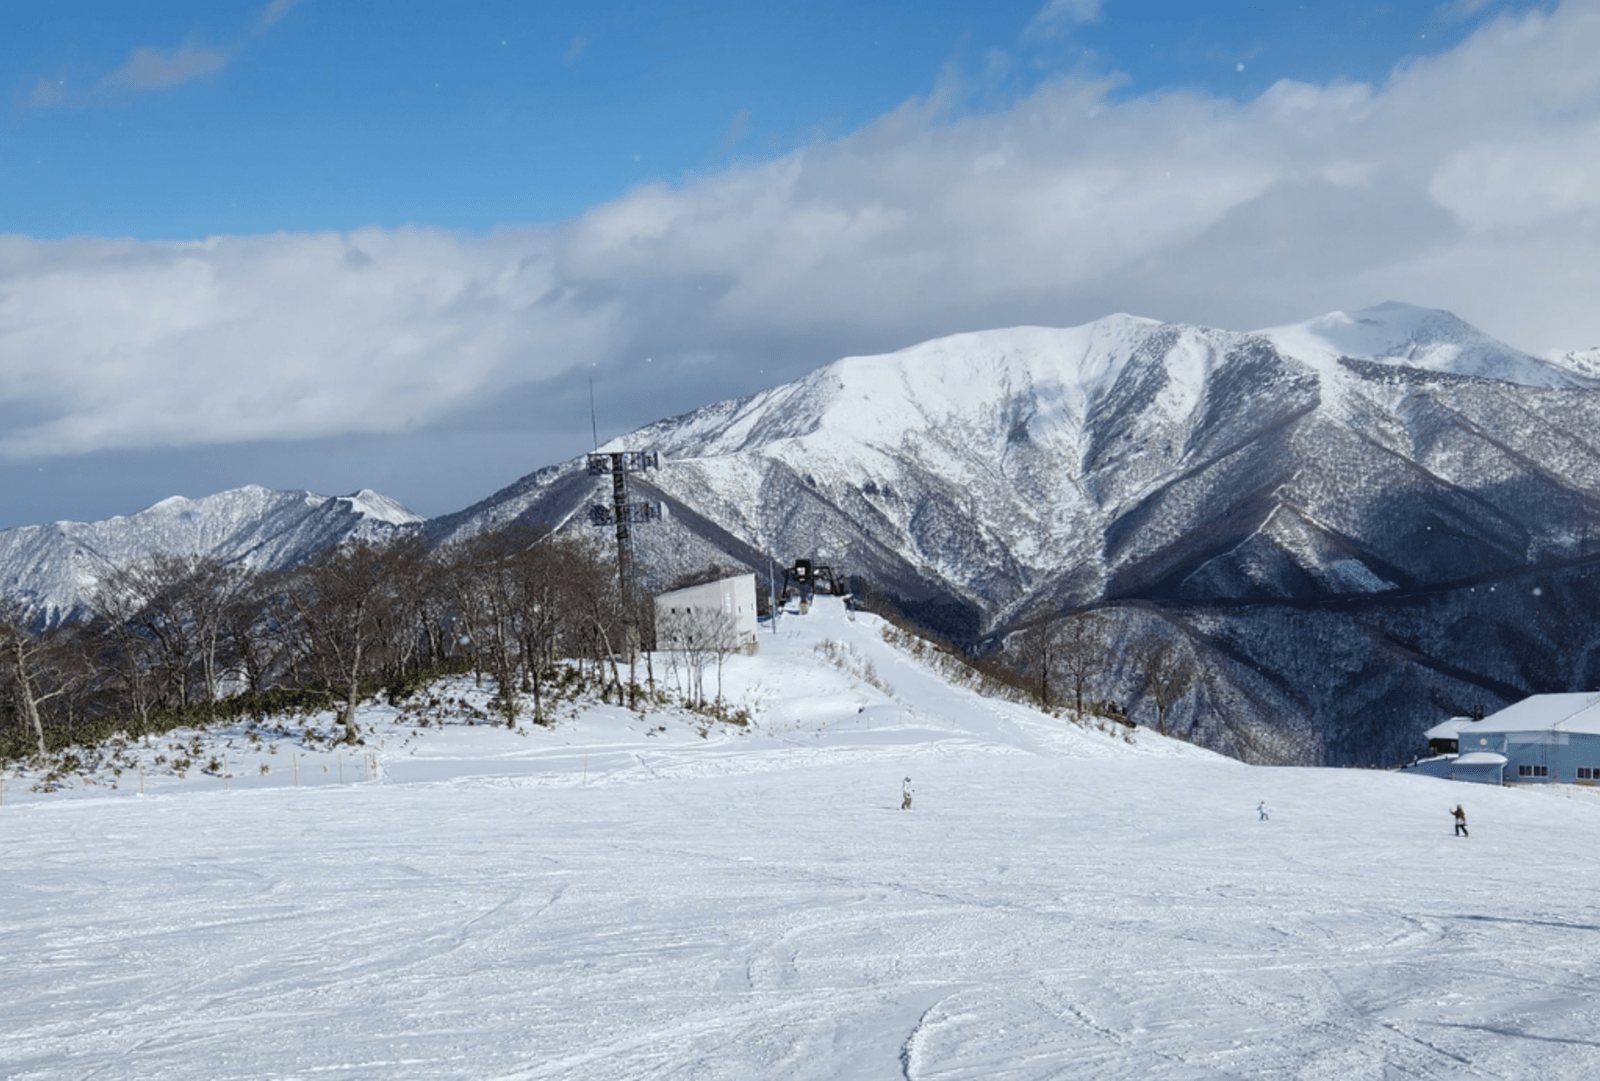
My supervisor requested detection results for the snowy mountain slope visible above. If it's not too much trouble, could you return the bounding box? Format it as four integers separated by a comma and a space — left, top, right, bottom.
0, 484, 422, 622
432, 302, 1600, 764
1261, 301, 1594, 388
6, 597, 1600, 1080
8, 302, 1597, 765
441, 302, 1600, 611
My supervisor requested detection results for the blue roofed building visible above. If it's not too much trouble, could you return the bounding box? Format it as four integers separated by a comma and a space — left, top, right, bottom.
1406, 694, 1600, 786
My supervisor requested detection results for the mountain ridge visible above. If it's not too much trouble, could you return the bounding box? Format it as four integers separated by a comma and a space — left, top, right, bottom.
9, 301, 1600, 765
0, 483, 423, 622
426, 302, 1600, 763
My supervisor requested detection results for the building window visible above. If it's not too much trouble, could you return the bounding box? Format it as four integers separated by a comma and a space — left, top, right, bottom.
1579, 767, 1596, 781
1517, 764, 1550, 778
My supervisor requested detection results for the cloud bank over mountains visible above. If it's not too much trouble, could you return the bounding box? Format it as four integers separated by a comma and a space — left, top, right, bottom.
4, 1, 1600, 463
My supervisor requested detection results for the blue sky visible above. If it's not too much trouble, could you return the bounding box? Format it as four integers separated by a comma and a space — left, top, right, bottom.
6, 1, 1540, 237
2, 0, 1592, 527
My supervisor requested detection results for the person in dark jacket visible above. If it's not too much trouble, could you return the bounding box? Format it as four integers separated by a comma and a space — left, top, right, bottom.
1451, 805, 1469, 837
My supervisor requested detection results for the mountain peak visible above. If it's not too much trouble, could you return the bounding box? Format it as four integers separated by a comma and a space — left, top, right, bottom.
1260, 302, 1592, 388
339, 489, 425, 526
0, 484, 422, 622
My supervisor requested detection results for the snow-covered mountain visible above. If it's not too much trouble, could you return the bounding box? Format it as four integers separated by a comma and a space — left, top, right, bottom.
1553, 344, 1600, 381
9, 301, 1600, 765
432, 302, 1600, 765
439, 302, 1600, 608
0, 485, 422, 622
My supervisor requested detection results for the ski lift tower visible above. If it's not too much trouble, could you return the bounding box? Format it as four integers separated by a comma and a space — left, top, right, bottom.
587, 450, 660, 703
587, 449, 660, 593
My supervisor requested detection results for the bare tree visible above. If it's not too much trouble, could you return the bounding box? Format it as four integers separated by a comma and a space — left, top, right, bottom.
510, 531, 578, 724
387, 535, 452, 676
99, 556, 199, 709
1011, 617, 1064, 709
565, 543, 628, 703
1056, 611, 1111, 719
90, 572, 162, 733
221, 568, 282, 700
191, 560, 254, 707
451, 528, 536, 725
657, 605, 739, 708
1131, 632, 1196, 735
285, 542, 398, 742
92, 554, 252, 712
0, 602, 83, 760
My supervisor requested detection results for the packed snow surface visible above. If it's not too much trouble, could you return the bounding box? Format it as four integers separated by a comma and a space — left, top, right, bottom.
5, 599, 1600, 1079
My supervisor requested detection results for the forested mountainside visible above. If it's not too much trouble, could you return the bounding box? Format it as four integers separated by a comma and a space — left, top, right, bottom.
429, 303, 1600, 765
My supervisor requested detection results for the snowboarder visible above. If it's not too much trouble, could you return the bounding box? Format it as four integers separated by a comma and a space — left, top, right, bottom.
901, 776, 913, 811
1257, 801, 1269, 821
1451, 805, 1469, 837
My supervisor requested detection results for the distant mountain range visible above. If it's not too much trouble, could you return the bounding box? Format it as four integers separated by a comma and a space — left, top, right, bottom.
10, 302, 1600, 766
0, 486, 421, 622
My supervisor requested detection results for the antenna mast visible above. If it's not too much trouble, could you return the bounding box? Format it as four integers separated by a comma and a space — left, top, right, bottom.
588, 376, 600, 453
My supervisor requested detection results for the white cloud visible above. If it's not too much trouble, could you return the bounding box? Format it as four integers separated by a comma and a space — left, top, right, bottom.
32, 2, 302, 109
1029, 0, 1105, 34
5, 1, 1600, 461
258, 0, 307, 31
0, 229, 621, 457
100, 39, 232, 91
1438, 0, 1498, 20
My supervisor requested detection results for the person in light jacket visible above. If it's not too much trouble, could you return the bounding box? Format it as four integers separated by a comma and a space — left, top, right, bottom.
1451, 805, 1468, 837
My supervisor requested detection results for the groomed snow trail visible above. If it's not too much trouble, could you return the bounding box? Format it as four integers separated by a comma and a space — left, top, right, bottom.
4, 601, 1599, 1079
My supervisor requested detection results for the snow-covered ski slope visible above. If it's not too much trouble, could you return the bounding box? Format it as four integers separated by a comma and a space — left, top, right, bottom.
5, 599, 1600, 1079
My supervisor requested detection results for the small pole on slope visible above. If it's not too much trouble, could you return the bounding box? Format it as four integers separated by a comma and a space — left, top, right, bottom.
292, 752, 299, 787
583, 754, 588, 786
338, 752, 344, 785
223, 751, 229, 791
769, 558, 778, 635
138, 763, 144, 796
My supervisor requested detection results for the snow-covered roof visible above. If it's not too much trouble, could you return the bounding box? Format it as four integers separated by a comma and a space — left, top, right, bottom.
1452, 752, 1508, 766
1423, 717, 1473, 740
1459, 693, 1600, 738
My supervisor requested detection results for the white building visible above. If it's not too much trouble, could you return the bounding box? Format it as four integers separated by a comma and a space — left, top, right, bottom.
654, 573, 759, 655
1408, 694, 1600, 785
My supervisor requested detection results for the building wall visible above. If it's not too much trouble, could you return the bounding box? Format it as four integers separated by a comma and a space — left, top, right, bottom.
1461, 730, 1600, 784
653, 574, 759, 655
1499, 732, 1600, 784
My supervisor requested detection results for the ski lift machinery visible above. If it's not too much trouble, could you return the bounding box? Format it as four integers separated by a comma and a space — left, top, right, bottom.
780, 558, 842, 605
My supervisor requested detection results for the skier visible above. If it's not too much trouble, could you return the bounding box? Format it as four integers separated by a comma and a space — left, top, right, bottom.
901, 776, 913, 811
1257, 800, 1269, 821
1451, 805, 1469, 837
